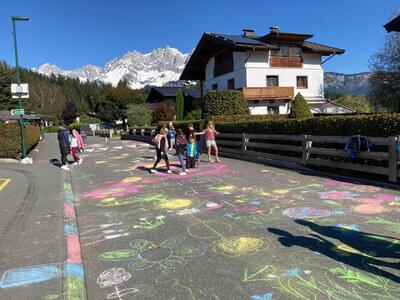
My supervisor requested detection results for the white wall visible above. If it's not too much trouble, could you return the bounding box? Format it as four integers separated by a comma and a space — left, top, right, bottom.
245, 51, 324, 99
248, 100, 289, 115
204, 52, 247, 93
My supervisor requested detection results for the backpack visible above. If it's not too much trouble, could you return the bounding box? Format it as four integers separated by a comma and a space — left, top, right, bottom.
397, 139, 400, 153
153, 134, 163, 150
345, 135, 372, 158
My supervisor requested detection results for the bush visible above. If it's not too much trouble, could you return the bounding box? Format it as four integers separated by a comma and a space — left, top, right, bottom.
214, 114, 400, 137
208, 114, 287, 123
127, 103, 152, 127
68, 123, 81, 132
203, 90, 250, 117
79, 114, 102, 124
184, 108, 203, 120
43, 126, 59, 133
289, 93, 313, 118
176, 89, 184, 121
152, 104, 176, 123
0, 123, 41, 159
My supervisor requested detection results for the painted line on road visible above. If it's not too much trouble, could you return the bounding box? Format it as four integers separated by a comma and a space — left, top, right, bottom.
0, 179, 11, 191
63, 180, 87, 299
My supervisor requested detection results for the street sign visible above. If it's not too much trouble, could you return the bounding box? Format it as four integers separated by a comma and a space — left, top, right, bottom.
11, 83, 29, 99
11, 109, 24, 116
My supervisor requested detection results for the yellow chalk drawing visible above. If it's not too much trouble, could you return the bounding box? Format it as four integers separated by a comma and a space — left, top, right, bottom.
209, 185, 235, 191
159, 199, 192, 209
122, 177, 142, 183
273, 189, 290, 194
235, 200, 245, 203
0, 179, 11, 191
388, 201, 400, 206
95, 161, 107, 164
332, 244, 375, 258
261, 169, 271, 173
213, 236, 264, 257
100, 197, 116, 203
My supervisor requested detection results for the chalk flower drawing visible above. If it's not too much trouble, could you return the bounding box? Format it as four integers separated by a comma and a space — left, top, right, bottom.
283, 207, 331, 219
318, 191, 359, 201
213, 236, 264, 257
98, 237, 205, 271
97, 267, 131, 288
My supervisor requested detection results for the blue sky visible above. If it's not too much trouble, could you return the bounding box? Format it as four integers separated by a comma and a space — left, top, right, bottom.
1, 0, 398, 74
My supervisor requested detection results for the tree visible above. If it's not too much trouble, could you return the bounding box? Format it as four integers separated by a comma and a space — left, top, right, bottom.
127, 103, 152, 127
62, 100, 78, 125
369, 31, 400, 112
0, 61, 17, 110
176, 89, 184, 120
203, 90, 250, 117
152, 104, 175, 123
289, 93, 313, 118
335, 94, 371, 113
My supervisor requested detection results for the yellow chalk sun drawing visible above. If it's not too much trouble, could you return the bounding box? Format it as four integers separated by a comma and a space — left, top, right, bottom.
159, 199, 192, 209
213, 236, 264, 257
122, 177, 142, 183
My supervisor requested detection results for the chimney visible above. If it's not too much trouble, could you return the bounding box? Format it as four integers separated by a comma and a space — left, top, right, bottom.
242, 29, 256, 38
270, 26, 279, 34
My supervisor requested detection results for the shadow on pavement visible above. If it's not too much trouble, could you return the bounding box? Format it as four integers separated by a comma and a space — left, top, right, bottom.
268, 222, 400, 284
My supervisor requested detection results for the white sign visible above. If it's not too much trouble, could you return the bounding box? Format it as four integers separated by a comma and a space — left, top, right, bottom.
11, 83, 29, 99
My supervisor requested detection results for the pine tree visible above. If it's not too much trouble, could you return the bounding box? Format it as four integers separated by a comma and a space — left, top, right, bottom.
289, 93, 313, 118
176, 89, 184, 120
0, 61, 18, 110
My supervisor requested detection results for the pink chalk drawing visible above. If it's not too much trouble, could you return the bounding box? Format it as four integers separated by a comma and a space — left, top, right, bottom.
283, 207, 331, 219
376, 194, 396, 203
354, 198, 383, 206
323, 180, 354, 187
318, 191, 359, 201
83, 181, 143, 199
234, 206, 263, 214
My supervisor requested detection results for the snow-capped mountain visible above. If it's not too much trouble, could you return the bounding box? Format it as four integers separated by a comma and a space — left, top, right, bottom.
32, 46, 191, 89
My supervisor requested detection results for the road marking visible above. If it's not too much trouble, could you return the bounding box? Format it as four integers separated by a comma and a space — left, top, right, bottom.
0, 179, 11, 191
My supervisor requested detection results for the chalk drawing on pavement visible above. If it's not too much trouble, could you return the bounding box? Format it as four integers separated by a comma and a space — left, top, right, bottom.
213, 236, 264, 257
0, 178, 11, 191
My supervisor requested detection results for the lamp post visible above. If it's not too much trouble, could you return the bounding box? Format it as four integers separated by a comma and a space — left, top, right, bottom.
11, 16, 29, 159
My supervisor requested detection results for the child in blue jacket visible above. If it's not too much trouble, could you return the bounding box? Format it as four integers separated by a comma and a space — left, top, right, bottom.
186, 136, 199, 169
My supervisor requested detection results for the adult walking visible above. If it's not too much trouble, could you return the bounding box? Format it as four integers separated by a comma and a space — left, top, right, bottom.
57, 122, 71, 170
198, 121, 220, 163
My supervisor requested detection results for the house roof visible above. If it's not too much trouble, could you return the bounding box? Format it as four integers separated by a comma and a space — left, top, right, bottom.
147, 87, 201, 102
384, 15, 400, 32
181, 30, 345, 80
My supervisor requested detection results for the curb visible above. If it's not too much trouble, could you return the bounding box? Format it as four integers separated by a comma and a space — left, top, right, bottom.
62, 173, 87, 299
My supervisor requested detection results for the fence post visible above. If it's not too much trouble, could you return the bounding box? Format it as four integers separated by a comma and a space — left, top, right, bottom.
388, 136, 398, 183
241, 133, 247, 154
302, 135, 312, 166
141, 129, 145, 136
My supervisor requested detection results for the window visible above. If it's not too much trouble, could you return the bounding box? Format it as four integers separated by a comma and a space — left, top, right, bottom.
271, 45, 301, 57
212, 83, 218, 90
227, 78, 235, 89
214, 51, 234, 77
268, 106, 279, 114
297, 76, 308, 89
267, 76, 279, 87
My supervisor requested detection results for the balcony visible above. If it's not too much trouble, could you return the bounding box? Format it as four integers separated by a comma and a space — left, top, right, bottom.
270, 56, 303, 68
242, 87, 294, 101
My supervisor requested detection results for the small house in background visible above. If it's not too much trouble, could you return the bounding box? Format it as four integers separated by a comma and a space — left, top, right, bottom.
384, 15, 400, 32
0, 110, 41, 125
146, 87, 201, 111
181, 26, 354, 115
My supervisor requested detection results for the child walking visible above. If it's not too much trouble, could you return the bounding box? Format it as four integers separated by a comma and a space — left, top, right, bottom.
168, 122, 176, 150
198, 121, 220, 163
70, 130, 82, 165
187, 135, 199, 169
175, 128, 188, 175
150, 128, 171, 174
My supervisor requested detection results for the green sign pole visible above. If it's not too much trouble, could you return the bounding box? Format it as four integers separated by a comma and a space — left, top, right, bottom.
11, 16, 29, 159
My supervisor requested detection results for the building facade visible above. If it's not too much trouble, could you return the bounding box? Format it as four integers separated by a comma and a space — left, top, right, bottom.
181, 27, 354, 115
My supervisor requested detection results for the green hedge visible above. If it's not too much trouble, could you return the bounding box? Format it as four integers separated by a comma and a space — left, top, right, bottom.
214, 114, 400, 137
0, 123, 41, 159
203, 90, 250, 117
207, 114, 287, 123
43, 126, 59, 133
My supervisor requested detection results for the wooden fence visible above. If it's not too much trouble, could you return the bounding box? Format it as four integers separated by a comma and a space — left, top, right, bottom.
121, 129, 399, 183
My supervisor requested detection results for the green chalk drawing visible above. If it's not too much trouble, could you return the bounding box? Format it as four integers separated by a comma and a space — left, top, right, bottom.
64, 277, 86, 300
329, 268, 382, 288
98, 250, 140, 261
133, 218, 165, 230
243, 265, 276, 282
366, 218, 400, 234
324, 200, 341, 206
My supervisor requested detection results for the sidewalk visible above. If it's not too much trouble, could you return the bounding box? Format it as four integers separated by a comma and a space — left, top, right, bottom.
0, 134, 66, 300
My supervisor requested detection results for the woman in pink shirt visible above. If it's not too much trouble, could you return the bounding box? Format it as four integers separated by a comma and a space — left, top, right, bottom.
199, 121, 220, 163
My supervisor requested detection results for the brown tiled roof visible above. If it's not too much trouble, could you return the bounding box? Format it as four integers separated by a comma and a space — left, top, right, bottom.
302, 41, 345, 55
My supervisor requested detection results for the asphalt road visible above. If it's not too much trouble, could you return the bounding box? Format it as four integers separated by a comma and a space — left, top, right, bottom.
70, 137, 400, 300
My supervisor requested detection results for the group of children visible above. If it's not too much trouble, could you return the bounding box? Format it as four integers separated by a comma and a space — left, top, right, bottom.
57, 122, 86, 170
150, 121, 220, 175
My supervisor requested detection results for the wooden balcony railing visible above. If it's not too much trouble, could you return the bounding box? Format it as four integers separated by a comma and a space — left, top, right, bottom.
242, 87, 294, 101
270, 56, 303, 68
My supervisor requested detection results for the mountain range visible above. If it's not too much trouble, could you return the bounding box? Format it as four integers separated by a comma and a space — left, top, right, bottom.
32, 47, 371, 95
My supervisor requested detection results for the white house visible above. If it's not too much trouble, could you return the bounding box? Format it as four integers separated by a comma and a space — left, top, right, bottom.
181, 27, 354, 115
